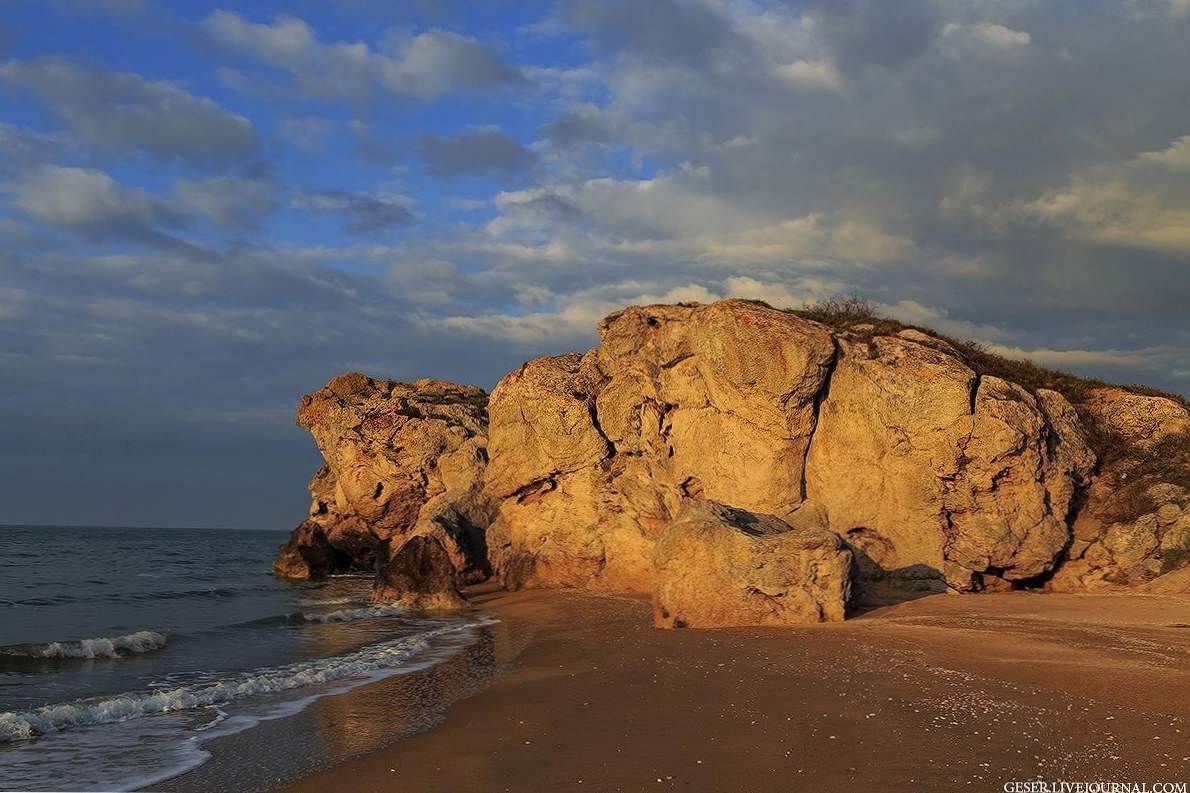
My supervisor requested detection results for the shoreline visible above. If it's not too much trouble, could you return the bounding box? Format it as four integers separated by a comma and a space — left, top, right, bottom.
260, 588, 1190, 793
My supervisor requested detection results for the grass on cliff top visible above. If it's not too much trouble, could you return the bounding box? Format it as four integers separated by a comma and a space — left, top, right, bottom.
783, 297, 1189, 523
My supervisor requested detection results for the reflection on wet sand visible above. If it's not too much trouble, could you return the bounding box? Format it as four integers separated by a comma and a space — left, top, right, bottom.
155, 610, 529, 793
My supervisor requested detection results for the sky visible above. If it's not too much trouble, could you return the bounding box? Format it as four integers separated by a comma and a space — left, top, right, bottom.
1, 0, 1188, 529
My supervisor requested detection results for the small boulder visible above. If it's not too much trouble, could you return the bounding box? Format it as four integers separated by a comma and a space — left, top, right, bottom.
652, 500, 852, 628
371, 536, 468, 610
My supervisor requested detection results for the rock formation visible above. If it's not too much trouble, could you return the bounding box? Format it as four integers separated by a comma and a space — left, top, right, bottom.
1048, 389, 1190, 592
653, 500, 851, 627
277, 298, 1190, 622
483, 301, 1104, 604
274, 372, 493, 582
371, 536, 468, 610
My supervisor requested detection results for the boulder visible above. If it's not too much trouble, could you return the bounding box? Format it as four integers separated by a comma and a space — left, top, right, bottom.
275, 373, 493, 583
652, 500, 851, 628
371, 536, 467, 610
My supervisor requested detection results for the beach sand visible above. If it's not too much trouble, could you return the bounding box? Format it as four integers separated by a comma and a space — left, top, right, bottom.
268, 587, 1190, 793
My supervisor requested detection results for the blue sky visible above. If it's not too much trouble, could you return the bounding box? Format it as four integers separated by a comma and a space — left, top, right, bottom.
2, 0, 1188, 528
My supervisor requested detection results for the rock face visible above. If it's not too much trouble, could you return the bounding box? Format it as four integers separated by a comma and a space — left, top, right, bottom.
1048, 390, 1190, 593
278, 298, 1190, 618
805, 334, 1097, 599
371, 535, 468, 610
653, 500, 851, 628
485, 301, 837, 593
274, 373, 493, 583
484, 300, 1098, 604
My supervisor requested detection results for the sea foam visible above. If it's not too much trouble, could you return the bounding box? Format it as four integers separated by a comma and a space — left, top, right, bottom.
2, 630, 168, 660
0, 617, 492, 743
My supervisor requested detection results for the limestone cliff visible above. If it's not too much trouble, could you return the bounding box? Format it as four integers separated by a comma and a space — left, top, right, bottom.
276, 299, 1190, 621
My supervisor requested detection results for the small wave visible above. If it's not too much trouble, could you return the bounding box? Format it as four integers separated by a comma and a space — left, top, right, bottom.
296, 595, 360, 607
1, 631, 168, 660
302, 604, 405, 623
0, 618, 492, 742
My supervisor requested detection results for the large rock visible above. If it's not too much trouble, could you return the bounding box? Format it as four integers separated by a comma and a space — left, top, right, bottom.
805, 333, 1097, 599
652, 500, 851, 628
485, 301, 836, 593
484, 300, 1097, 602
371, 535, 468, 610
275, 373, 493, 583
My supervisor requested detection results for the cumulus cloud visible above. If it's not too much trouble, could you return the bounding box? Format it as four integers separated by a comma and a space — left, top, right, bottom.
0, 57, 259, 164
419, 128, 536, 178
13, 165, 180, 240
202, 11, 523, 101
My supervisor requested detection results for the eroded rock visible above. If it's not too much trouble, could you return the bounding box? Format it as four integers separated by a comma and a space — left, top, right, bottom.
653, 500, 851, 628
371, 535, 467, 610
275, 373, 493, 583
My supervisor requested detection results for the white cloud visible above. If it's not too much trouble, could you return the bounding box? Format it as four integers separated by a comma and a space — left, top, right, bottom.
202, 12, 522, 101
775, 60, 844, 93
0, 58, 258, 163
940, 22, 1031, 57
14, 165, 176, 236
1137, 134, 1190, 171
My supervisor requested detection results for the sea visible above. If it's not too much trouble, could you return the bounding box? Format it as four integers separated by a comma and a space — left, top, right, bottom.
0, 525, 503, 792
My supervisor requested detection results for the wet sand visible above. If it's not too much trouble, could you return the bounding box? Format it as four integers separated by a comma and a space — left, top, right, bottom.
268, 588, 1190, 793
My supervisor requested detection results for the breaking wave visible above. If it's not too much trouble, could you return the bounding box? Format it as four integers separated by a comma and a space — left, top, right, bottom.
0, 618, 491, 743
1, 631, 168, 660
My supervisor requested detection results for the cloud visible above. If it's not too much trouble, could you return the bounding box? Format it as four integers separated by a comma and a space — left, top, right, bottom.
1138, 134, 1190, 171
279, 116, 337, 154
173, 176, 278, 228
349, 120, 401, 165
0, 57, 259, 164
291, 189, 413, 233
489, 167, 914, 267
940, 22, 1031, 58
202, 11, 523, 101
1024, 134, 1190, 254
13, 165, 180, 239
775, 60, 845, 92
419, 129, 536, 178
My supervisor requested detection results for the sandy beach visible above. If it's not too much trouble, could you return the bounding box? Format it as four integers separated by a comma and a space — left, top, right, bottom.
266, 587, 1190, 793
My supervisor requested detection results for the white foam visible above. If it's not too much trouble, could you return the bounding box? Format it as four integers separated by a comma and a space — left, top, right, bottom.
4, 630, 169, 660
0, 617, 493, 743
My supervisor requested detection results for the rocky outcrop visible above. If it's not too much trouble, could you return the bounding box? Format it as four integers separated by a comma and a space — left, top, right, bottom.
371, 536, 468, 610
805, 334, 1097, 600
278, 298, 1190, 618
653, 500, 851, 628
483, 301, 1100, 604
485, 301, 836, 593
274, 373, 493, 583
1048, 390, 1190, 593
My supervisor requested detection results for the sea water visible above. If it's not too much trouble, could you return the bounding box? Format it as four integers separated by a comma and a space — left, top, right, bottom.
0, 525, 492, 791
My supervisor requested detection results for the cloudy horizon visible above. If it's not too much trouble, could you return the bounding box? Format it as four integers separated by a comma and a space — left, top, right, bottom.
2, 0, 1188, 529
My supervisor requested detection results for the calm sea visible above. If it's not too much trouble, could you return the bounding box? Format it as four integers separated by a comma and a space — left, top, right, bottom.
0, 526, 493, 792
